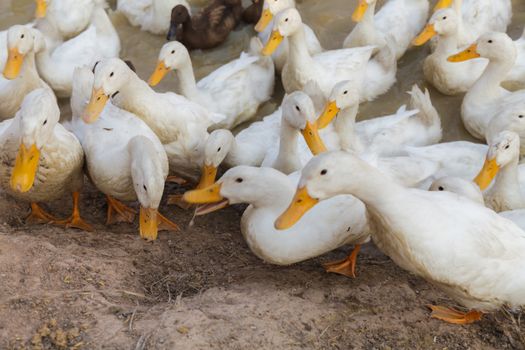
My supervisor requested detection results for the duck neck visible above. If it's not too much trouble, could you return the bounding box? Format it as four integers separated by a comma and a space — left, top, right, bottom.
334, 104, 363, 153
434, 32, 459, 56
19, 51, 40, 81
339, 159, 405, 209
175, 61, 200, 101
490, 158, 522, 204
469, 57, 514, 100
116, 75, 184, 142
287, 26, 316, 69
273, 121, 302, 174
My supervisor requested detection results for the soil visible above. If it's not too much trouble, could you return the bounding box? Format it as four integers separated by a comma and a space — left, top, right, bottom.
0, 180, 524, 350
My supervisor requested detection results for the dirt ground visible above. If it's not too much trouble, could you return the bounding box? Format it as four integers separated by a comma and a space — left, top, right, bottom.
0, 179, 524, 350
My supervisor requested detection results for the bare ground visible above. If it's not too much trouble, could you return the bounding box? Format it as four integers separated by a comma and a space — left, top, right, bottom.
0, 180, 524, 350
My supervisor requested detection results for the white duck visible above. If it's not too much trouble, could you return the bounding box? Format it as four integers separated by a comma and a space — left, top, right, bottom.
315, 80, 442, 156
68, 67, 178, 241
37, 0, 105, 39
430, 176, 525, 231
262, 8, 394, 101
183, 166, 369, 277
0, 25, 50, 121
148, 39, 274, 130
343, 0, 429, 60
82, 58, 225, 181
117, 0, 191, 35
433, 0, 512, 48
0, 88, 91, 230
412, 8, 487, 95
449, 32, 525, 141
472, 131, 525, 212
275, 150, 525, 324
254, 0, 323, 73
0, 0, 102, 68
34, 2, 120, 97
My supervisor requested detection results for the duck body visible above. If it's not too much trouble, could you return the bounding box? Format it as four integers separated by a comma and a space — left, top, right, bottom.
239, 168, 369, 265
344, 0, 429, 60
117, 0, 191, 35
35, 5, 120, 97
0, 88, 84, 203
242, 0, 263, 24
167, 1, 242, 49
289, 151, 525, 312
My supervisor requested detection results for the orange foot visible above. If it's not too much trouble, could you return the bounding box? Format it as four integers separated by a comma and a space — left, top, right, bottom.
166, 175, 188, 185
428, 305, 483, 324
54, 192, 93, 231
322, 244, 361, 278
26, 202, 60, 224
158, 211, 180, 232
167, 194, 193, 210
106, 195, 136, 225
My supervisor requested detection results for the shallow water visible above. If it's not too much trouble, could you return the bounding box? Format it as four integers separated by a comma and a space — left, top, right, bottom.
1, 0, 525, 142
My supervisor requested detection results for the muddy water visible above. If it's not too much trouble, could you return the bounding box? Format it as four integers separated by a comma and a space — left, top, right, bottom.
1, 0, 525, 142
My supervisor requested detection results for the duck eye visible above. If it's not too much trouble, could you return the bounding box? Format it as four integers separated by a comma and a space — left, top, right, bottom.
295, 105, 300, 112
285, 18, 289, 22
438, 186, 444, 191
505, 145, 510, 150
343, 90, 348, 95
42, 119, 47, 125
171, 50, 175, 54
143, 185, 147, 191
320, 169, 327, 175
519, 115, 524, 119
109, 72, 114, 77
488, 40, 493, 43
217, 147, 221, 152
236, 178, 243, 183
442, 16, 447, 20
20, 34, 25, 39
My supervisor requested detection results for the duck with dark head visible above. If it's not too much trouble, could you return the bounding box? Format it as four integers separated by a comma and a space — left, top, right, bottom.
167, 0, 243, 50
242, 0, 263, 24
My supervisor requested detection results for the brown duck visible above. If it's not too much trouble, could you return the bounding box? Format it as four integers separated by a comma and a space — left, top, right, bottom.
167, 0, 243, 50
242, 0, 263, 24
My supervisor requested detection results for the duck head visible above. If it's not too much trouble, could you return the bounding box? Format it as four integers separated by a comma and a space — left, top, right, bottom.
82, 58, 133, 124
430, 176, 485, 205
148, 41, 189, 86
128, 136, 171, 241
275, 151, 358, 229
184, 166, 287, 215
316, 80, 360, 130
281, 91, 326, 155
194, 129, 234, 190
412, 8, 458, 46
474, 131, 520, 191
448, 32, 516, 63
255, 0, 296, 32
10, 88, 59, 193
262, 7, 302, 56
3, 26, 44, 80
167, 5, 190, 40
